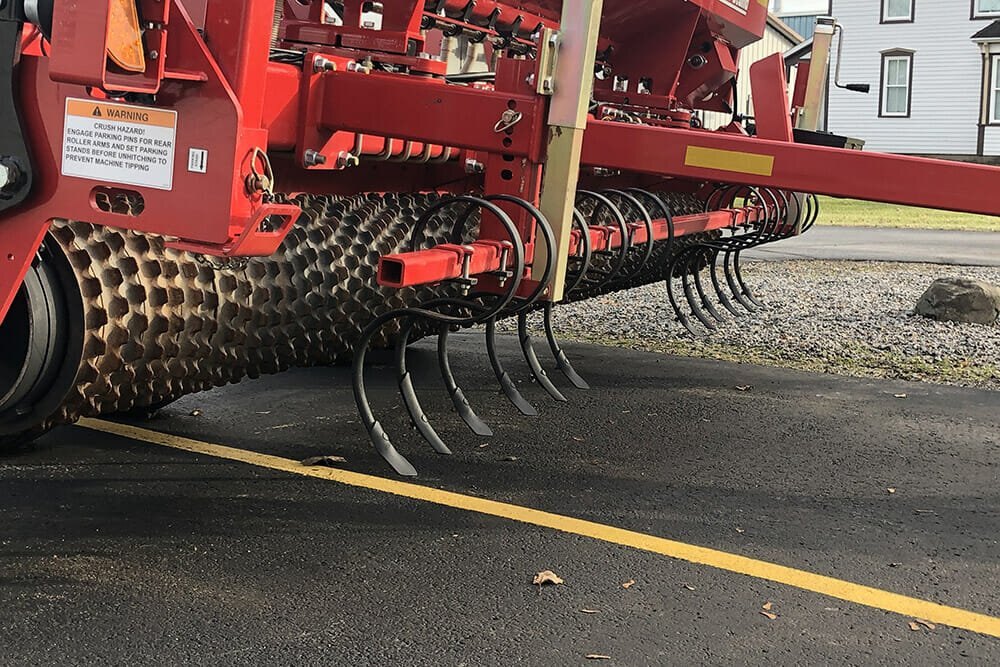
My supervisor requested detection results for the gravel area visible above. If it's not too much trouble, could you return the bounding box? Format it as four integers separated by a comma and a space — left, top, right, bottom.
533, 260, 1000, 390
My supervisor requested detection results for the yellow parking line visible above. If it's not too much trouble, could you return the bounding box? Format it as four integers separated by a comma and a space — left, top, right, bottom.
78, 418, 1000, 639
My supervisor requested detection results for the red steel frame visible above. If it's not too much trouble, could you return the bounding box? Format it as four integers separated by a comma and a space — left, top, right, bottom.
2, 0, 999, 323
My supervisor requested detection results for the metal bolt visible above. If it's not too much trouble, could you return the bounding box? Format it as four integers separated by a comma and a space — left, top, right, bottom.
313, 56, 335, 73
465, 159, 484, 174
303, 149, 327, 167
0, 160, 18, 192
336, 152, 360, 169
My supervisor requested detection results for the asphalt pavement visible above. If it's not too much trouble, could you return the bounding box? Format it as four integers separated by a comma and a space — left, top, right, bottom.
1, 334, 998, 665
743, 226, 1000, 266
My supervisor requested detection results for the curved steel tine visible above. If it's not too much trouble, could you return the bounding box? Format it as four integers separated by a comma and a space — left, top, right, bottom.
709, 248, 742, 317
437, 324, 493, 437
733, 250, 763, 308
353, 318, 418, 477
692, 247, 725, 322
486, 318, 538, 416
396, 320, 452, 455
517, 312, 568, 402
543, 303, 589, 389
681, 250, 717, 331
666, 252, 700, 336
723, 248, 756, 312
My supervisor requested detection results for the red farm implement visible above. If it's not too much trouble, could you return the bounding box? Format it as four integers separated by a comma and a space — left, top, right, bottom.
0, 1, 995, 474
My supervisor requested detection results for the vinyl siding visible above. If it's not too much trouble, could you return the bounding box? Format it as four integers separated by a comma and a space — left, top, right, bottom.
701, 24, 799, 129
780, 14, 821, 40
827, 0, 982, 155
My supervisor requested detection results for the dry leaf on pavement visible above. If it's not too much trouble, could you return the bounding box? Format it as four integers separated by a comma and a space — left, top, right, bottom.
580, 609, 600, 614
762, 602, 773, 611
585, 655, 612, 660
301, 455, 348, 467
760, 611, 778, 620
912, 619, 936, 631
622, 579, 635, 589
736, 385, 753, 392
532, 570, 564, 586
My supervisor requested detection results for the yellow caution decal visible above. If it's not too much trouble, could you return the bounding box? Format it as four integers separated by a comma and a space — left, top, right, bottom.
684, 146, 775, 177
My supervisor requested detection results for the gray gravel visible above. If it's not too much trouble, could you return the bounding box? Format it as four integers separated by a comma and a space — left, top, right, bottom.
533, 261, 1000, 390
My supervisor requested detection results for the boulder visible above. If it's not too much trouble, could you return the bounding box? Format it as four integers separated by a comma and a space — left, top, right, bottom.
914, 277, 1000, 325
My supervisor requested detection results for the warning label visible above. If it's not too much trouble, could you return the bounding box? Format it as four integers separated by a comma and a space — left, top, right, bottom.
62, 98, 178, 191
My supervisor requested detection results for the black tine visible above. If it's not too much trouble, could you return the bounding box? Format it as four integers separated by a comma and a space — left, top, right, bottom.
666, 253, 700, 336
517, 312, 568, 402
353, 318, 418, 476
543, 303, 589, 389
733, 251, 764, 308
437, 324, 493, 437
692, 247, 725, 322
681, 250, 717, 331
709, 249, 743, 317
396, 320, 452, 455
723, 249, 756, 312
486, 318, 538, 416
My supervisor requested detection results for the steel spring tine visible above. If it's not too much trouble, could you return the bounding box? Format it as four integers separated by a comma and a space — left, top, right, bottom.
564, 208, 593, 297
438, 323, 493, 437
483, 194, 554, 311
732, 250, 763, 308
692, 246, 725, 322
804, 193, 820, 232
576, 190, 631, 289
396, 319, 452, 455
680, 248, 717, 331
604, 189, 655, 281
666, 251, 700, 335
353, 197, 526, 476
517, 311, 567, 402
486, 317, 538, 416
627, 188, 675, 258
723, 248, 756, 311
709, 248, 743, 317
542, 302, 589, 389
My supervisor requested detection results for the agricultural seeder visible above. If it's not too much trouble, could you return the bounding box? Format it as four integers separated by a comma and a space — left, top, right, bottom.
1, 1, 997, 475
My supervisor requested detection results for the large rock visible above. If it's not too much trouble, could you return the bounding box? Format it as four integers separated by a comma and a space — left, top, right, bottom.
914, 277, 1000, 325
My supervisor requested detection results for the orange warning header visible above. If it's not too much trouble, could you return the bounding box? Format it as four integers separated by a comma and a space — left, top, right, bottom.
66, 99, 176, 129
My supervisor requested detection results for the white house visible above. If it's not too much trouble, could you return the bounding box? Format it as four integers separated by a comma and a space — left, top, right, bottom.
826, 0, 1000, 158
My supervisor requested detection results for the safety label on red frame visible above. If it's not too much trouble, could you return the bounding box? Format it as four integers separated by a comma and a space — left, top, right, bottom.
62, 98, 178, 191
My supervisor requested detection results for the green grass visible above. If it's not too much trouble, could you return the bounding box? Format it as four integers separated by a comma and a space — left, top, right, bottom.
816, 196, 1000, 232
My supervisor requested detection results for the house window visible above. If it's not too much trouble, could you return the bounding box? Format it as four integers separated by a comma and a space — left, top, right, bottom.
881, 0, 913, 23
880, 52, 913, 117
992, 55, 1000, 122
973, 0, 1000, 19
